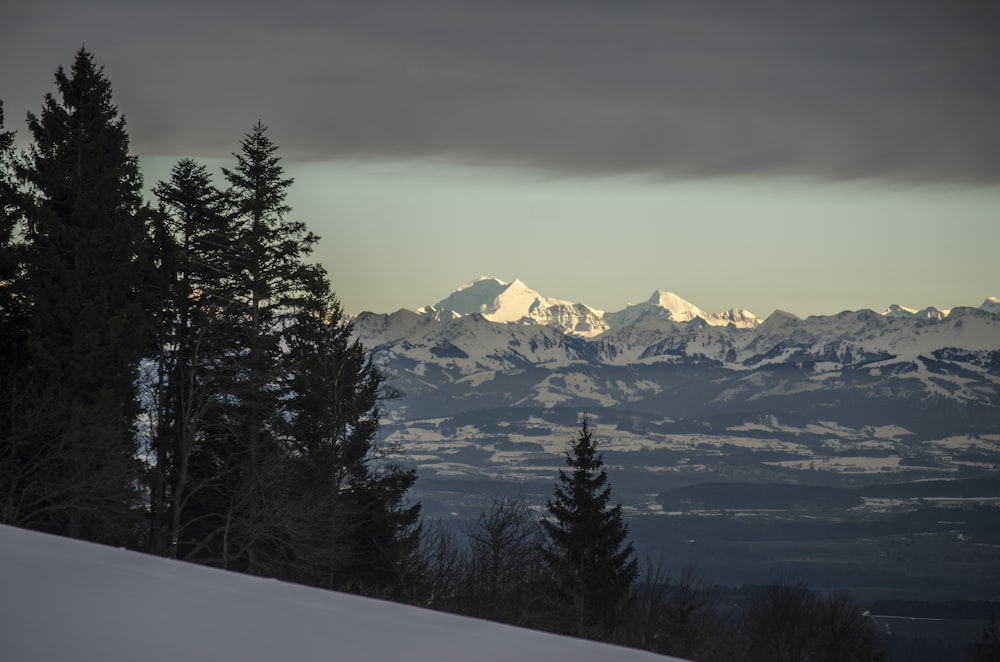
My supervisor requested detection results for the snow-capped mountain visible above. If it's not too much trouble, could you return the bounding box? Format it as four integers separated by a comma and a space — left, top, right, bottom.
352, 281, 1000, 539
356, 301, 1000, 378
979, 296, 1000, 315
359, 279, 999, 377
416, 277, 760, 337
881, 304, 918, 318
880, 304, 949, 320
352, 281, 1000, 438
419, 277, 608, 336
602, 290, 760, 329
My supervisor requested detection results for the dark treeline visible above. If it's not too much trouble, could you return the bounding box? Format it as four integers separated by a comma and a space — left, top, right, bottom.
0, 48, 419, 599
0, 48, 915, 661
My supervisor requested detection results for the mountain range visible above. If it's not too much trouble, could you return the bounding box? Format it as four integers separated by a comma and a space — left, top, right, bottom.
352, 277, 998, 476
356, 277, 999, 378
409, 276, 1000, 336
352, 278, 1000, 599
414, 277, 762, 336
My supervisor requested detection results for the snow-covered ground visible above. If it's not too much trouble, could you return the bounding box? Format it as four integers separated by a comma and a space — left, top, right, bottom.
0, 524, 682, 662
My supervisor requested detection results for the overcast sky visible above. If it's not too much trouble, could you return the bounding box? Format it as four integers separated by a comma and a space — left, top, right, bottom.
3, 0, 998, 317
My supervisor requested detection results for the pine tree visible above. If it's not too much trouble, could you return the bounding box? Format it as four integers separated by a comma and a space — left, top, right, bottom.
8, 49, 152, 543
540, 415, 638, 640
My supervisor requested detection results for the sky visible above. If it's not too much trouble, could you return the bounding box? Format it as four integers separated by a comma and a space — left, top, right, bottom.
2, 0, 998, 318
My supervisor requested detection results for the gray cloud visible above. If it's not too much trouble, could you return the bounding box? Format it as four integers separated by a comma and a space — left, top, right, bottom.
2, 0, 998, 181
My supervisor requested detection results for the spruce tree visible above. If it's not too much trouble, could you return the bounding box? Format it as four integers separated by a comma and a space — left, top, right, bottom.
9, 49, 152, 543
540, 415, 638, 640
148, 158, 238, 557
281, 279, 420, 596
215, 121, 323, 572
141, 124, 421, 593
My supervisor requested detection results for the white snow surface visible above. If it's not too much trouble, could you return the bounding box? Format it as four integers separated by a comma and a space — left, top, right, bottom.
0, 524, 682, 662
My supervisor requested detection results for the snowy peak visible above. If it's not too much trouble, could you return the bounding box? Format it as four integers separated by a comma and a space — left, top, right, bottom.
490, 278, 547, 323
878, 298, 1000, 319
715, 308, 761, 327
418, 278, 764, 334
607, 290, 703, 326
419, 277, 607, 337
981, 296, 1000, 314
880, 303, 949, 320
882, 304, 918, 318
647, 290, 705, 319
413, 278, 990, 338
420, 277, 549, 322
607, 290, 760, 329
419, 277, 509, 316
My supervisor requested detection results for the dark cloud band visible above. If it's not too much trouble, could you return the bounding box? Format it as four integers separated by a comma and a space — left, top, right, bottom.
3, 0, 998, 181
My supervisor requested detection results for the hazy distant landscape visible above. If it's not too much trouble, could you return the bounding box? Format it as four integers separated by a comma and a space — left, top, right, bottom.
355, 278, 1000, 602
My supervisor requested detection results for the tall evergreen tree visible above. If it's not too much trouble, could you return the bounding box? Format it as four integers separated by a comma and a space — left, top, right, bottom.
139, 124, 421, 595
279, 279, 420, 596
6, 49, 152, 543
147, 158, 239, 557
540, 415, 638, 640
214, 121, 323, 572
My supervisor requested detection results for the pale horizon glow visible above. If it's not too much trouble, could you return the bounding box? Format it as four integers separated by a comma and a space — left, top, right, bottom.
142, 155, 1000, 319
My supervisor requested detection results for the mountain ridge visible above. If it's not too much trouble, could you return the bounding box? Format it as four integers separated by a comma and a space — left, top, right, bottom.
349, 278, 1000, 544
393, 276, 997, 338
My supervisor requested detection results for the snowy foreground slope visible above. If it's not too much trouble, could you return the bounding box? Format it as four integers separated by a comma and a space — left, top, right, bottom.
0, 524, 682, 662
